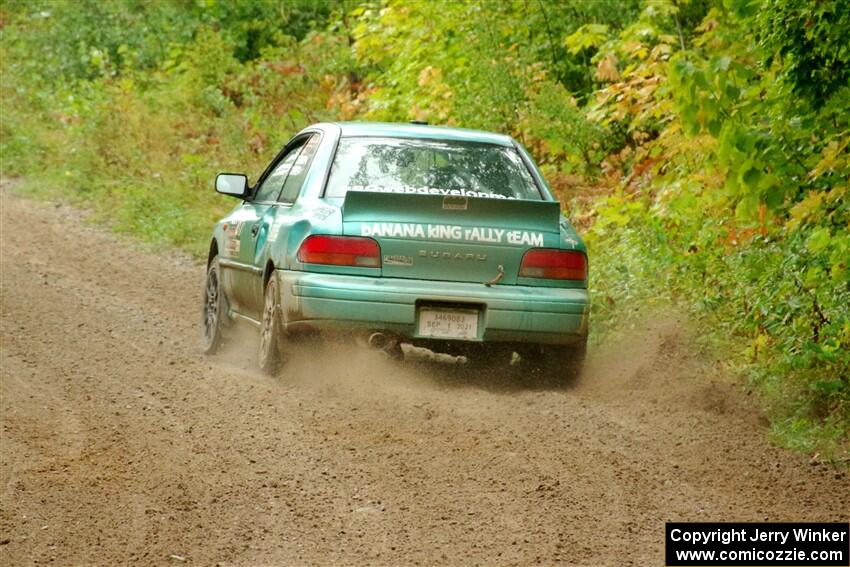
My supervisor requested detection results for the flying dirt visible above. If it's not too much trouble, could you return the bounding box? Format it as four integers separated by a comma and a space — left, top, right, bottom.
1, 185, 847, 566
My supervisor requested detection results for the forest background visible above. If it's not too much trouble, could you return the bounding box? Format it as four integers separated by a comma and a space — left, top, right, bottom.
1, 0, 848, 458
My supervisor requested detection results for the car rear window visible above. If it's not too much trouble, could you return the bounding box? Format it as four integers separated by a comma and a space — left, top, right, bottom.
325, 137, 542, 200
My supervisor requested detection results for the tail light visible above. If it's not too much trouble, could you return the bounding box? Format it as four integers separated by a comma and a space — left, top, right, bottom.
519, 249, 587, 280
297, 235, 381, 267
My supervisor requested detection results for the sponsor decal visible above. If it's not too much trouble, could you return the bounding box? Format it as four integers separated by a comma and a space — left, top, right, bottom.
313, 207, 336, 220
349, 185, 516, 200
360, 222, 544, 247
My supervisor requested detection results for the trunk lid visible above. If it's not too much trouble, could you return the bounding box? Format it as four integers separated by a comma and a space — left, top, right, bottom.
341, 191, 562, 284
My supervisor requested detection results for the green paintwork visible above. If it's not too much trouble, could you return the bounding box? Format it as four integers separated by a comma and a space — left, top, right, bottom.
342, 190, 562, 230
342, 191, 565, 286
209, 122, 589, 345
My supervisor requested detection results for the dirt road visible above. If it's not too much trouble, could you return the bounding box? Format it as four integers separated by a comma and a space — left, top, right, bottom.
1, 186, 847, 566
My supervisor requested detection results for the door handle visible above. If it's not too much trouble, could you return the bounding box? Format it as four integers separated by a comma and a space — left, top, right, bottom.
251, 224, 260, 238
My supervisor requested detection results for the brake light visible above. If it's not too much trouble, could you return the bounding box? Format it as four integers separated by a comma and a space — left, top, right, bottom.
519, 249, 587, 280
297, 235, 381, 268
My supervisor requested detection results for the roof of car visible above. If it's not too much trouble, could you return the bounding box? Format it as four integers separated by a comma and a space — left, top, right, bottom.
332, 121, 515, 147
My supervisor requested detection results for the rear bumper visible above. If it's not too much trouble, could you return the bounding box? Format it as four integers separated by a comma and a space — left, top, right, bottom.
276, 270, 589, 345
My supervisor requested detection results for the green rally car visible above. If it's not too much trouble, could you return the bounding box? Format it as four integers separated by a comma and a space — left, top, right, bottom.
202, 122, 589, 380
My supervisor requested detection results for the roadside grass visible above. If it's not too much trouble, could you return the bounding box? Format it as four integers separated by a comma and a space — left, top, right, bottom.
586, 219, 849, 461
1, 72, 250, 257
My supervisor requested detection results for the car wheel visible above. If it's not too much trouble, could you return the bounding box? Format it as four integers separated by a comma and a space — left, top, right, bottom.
539, 337, 587, 386
201, 255, 226, 354
258, 274, 285, 375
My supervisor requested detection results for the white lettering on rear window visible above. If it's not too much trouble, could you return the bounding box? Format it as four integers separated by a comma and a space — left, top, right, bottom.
349, 185, 516, 200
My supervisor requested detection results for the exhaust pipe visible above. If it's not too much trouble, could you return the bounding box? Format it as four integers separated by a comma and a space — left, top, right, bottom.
368, 332, 402, 359
368, 332, 390, 350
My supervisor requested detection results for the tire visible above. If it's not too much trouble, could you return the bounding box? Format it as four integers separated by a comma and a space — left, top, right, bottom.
258, 274, 285, 375
539, 337, 587, 386
201, 256, 226, 354
516, 338, 587, 387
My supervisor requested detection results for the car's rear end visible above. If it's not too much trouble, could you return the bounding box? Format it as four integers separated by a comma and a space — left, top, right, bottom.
276, 126, 589, 379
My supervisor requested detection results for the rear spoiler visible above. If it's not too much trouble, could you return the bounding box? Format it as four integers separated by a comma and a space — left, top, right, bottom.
342, 191, 561, 233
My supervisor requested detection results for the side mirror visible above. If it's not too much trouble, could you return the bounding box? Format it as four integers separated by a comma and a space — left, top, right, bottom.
215, 173, 249, 198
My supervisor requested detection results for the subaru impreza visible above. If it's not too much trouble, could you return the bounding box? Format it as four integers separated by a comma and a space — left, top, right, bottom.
202, 122, 589, 381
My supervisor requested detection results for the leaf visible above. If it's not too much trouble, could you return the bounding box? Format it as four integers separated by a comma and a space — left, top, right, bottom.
734, 129, 752, 152
712, 56, 731, 72
742, 166, 762, 187
786, 191, 824, 231
708, 119, 721, 137
595, 55, 620, 81
564, 24, 610, 55
764, 185, 784, 209
693, 70, 710, 91
806, 227, 831, 253
808, 137, 848, 180
735, 194, 759, 220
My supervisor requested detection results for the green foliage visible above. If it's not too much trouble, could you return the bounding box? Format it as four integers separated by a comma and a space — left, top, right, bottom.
755, 0, 850, 105
585, 0, 849, 456
1, 0, 847, 456
5, 0, 334, 77
348, 0, 636, 171
0, 0, 339, 254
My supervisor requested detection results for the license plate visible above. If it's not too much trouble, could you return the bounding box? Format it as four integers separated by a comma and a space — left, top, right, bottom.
418, 307, 479, 340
